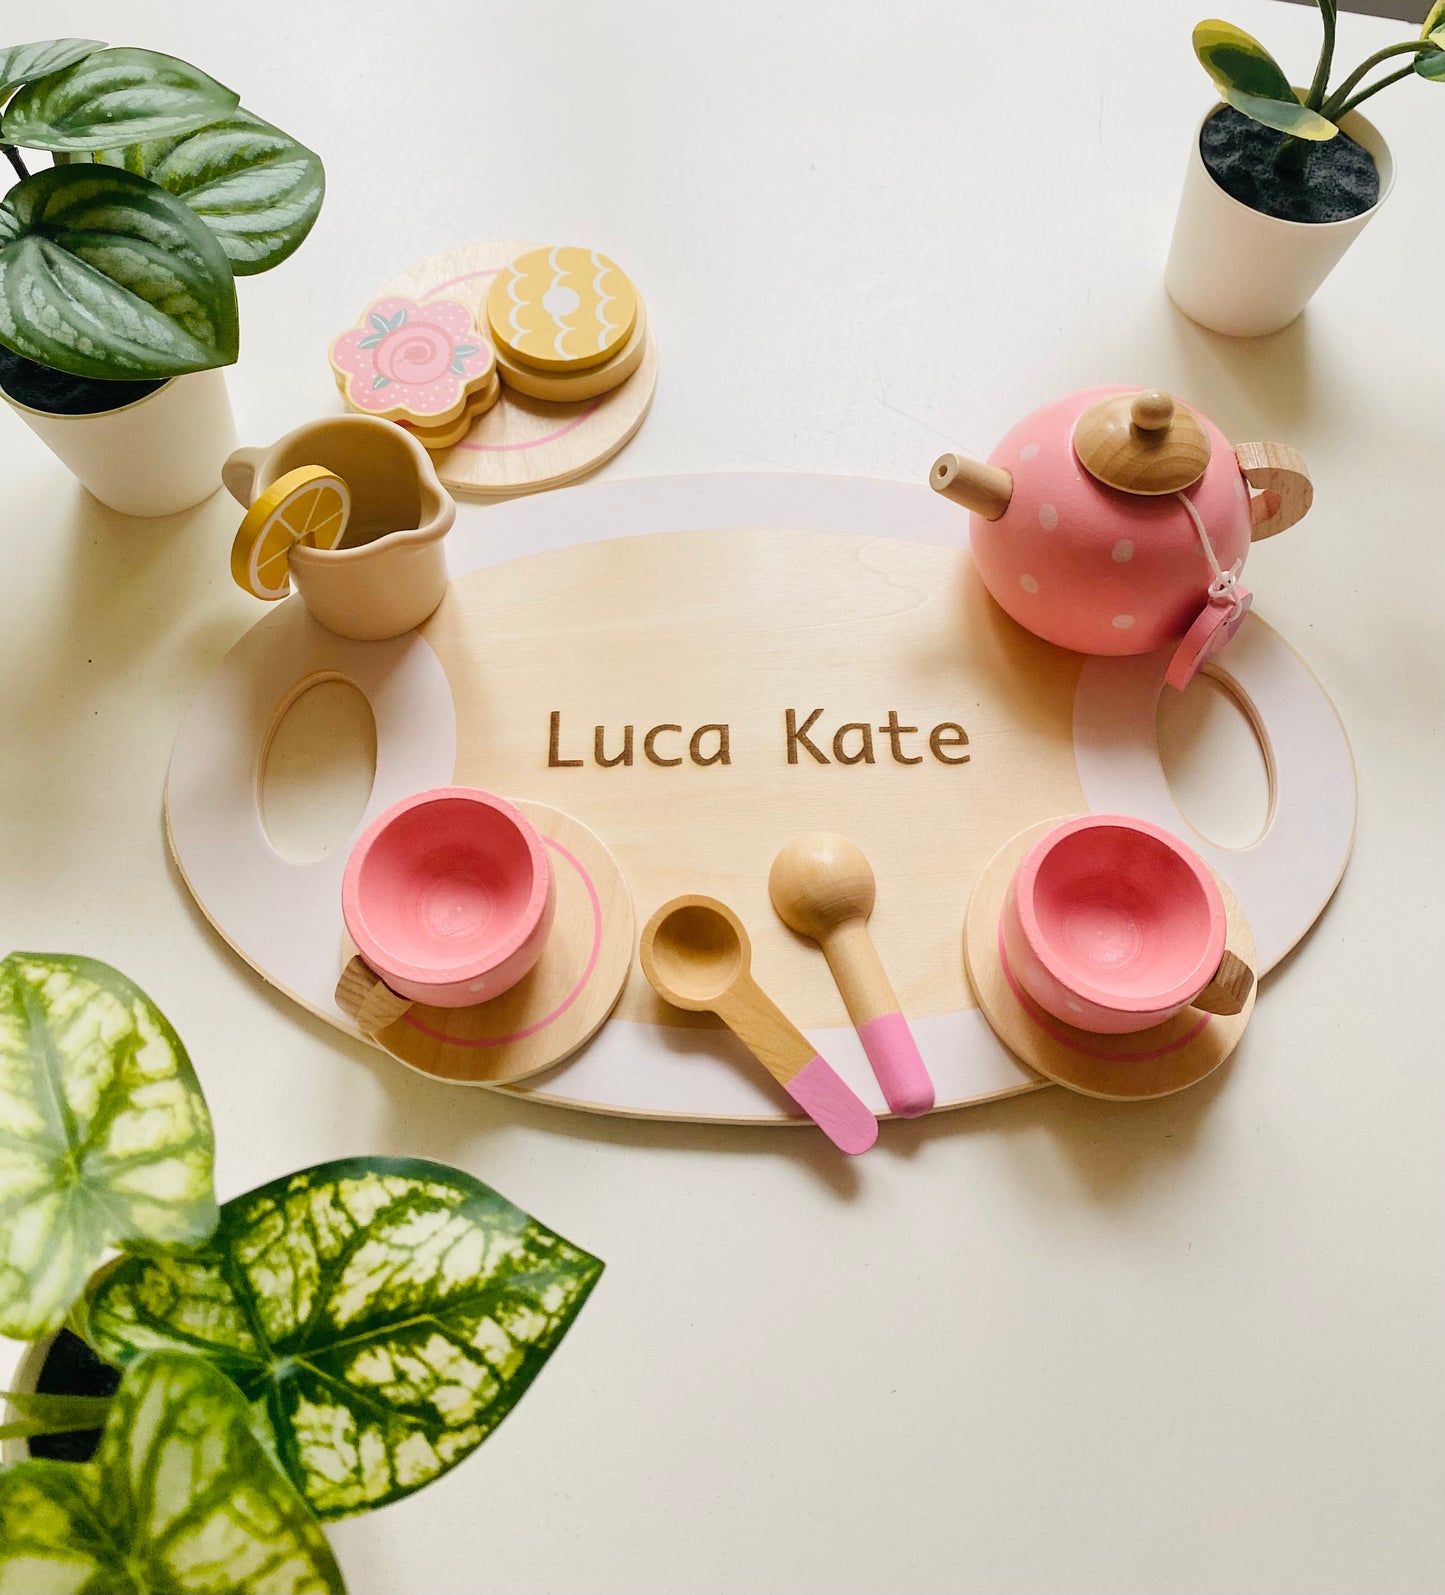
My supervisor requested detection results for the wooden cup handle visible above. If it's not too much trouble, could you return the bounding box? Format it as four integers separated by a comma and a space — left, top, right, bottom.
335, 955, 413, 1035
1236, 442, 1312, 542
1192, 948, 1254, 1017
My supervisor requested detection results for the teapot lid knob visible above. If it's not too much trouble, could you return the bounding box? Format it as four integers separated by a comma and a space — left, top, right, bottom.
1073, 387, 1211, 495
1131, 389, 1175, 432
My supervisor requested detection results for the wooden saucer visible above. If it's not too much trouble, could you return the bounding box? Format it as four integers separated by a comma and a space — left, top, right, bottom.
339, 800, 633, 1086
963, 818, 1256, 1100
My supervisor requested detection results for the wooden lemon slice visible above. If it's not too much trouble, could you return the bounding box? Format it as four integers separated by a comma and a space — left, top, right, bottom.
229, 466, 351, 602
486, 246, 638, 373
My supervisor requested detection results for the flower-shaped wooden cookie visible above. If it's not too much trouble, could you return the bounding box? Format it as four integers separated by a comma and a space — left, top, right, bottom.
330, 295, 496, 425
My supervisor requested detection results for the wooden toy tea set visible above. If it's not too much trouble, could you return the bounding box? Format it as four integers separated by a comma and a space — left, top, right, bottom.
177, 362, 1355, 1144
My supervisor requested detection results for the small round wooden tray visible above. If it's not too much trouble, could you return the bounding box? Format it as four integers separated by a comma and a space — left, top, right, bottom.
379, 241, 657, 498
963, 818, 1256, 1100
340, 800, 633, 1086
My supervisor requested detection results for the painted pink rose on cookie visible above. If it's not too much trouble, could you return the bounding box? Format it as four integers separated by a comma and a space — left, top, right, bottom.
330, 295, 495, 422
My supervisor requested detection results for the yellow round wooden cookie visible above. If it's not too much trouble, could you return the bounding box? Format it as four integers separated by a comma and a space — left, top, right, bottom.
229, 466, 350, 602
486, 246, 638, 372
493, 297, 648, 402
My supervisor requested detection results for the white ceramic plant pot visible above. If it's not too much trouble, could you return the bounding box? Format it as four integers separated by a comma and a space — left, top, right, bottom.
2, 366, 237, 516
1165, 101, 1394, 338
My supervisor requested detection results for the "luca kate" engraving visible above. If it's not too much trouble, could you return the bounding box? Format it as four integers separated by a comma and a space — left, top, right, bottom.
547, 710, 970, 768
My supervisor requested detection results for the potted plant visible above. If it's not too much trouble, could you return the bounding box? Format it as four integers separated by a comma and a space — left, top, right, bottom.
0, 39, 324, 516
1165, 2, 1444, 336
0, 953, 603, 1594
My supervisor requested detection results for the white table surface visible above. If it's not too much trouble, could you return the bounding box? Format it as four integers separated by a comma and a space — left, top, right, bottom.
2, 2, 1443, 1592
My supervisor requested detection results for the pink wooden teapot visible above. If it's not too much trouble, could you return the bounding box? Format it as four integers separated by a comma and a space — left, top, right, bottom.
928, 385, 1311, 687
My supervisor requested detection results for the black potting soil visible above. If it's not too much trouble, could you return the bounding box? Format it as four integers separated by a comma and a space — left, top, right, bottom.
1200, 106, 1379, 224
25, 1328, 121, 1463
0, 344, 165, 415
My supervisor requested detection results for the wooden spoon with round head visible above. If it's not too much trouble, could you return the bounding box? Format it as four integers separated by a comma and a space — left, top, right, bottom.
639, 894, 878, 1154
769, 834, 935, 1118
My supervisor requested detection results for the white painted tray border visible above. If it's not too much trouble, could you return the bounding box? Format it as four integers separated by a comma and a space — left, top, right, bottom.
166, 473, 1356, 1122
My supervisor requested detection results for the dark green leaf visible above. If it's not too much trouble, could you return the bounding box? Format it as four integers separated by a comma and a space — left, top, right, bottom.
89, 1156, 605, 1520
0, 1353, 345, 1595
1414, 44, 1445, 79
0, 166, 239, 379
0, 952, 216, 1339
0, 39, 105, 103
2, 47, 238, 151
1193, 20, 1338, 139
0, 1389, 112, 1441
85, 109, 325, 275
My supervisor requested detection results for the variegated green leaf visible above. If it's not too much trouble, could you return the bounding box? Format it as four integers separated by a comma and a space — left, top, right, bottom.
0, 166, 239, 379
1193, 20, 1338, 139
89, 1157, 604, 1519
0, 39, 104, 103
1405, 0, 1445, 78
0, 953, 217, 1340
2, 47, 238, 152
74, 109, 325, 275
0, 1389, 112, 1442
0, 1353, 345, 1595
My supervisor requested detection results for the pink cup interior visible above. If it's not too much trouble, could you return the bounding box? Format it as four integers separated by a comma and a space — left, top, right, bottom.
1021, 818, 1224, 1014
345, 790, 546, 986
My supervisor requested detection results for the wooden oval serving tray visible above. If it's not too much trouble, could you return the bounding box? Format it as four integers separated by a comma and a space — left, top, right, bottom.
167, 474, 1355, 1123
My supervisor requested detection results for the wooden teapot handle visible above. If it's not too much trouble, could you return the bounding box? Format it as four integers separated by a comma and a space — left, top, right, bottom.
1235, 442, 1312, 541
335, 955, 413, 1035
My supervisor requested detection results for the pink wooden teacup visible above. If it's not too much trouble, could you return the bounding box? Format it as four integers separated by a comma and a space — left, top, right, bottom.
342, 787, 555, 1007
999, 814, 1252, 1034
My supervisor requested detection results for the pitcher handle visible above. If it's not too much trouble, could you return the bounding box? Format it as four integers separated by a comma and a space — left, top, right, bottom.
222, 446, 265, 506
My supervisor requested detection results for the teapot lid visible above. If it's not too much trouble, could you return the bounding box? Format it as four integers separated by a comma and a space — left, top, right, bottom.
1072, 388, 1211, 495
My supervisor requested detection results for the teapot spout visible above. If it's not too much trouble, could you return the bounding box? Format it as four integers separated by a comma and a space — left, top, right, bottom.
929, 452, 1013, 521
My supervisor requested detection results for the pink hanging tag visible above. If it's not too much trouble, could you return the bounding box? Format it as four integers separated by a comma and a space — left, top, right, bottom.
1166, 584, 1253, 690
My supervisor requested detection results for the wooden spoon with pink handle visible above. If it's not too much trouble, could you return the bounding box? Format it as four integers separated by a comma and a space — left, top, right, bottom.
769, 833, 935, 1118
639, 894, 878, 1154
